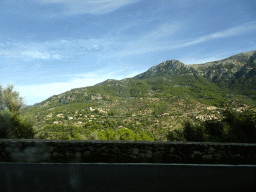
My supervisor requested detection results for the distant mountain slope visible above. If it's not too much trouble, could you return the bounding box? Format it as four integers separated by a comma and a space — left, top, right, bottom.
21, 50, 256, 111
20, 104, 32, 109
132, 50, 256, 82
189, 50, 256, 99
190, 50, 256, 82
94, 79, 119, 86
133, 60, 195, 79
18, 50, 256, 142
132, 50, 256, 100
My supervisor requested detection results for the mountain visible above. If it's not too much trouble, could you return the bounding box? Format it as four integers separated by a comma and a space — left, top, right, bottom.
19, 50, 256, 142
94, 79, 119, 86
131, 50, 256, 100
133, 50, 256, 81
189, 50, 256, 97
133, 60, 195, 79
20, 104, 32, 109
24, 50, 256, 109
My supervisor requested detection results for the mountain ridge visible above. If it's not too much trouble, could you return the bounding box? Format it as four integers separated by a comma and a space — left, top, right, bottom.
21, 50, 256, 108
17, 50, 256, 142
133, 50, 256, 82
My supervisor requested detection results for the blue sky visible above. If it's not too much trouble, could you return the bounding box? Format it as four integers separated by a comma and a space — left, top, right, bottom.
0, 0, 256, 106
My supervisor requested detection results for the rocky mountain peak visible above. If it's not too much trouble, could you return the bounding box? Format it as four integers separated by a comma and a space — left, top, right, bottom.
223, 50, 256, 63
133, 59, 193, 79
154, 59, 186, 70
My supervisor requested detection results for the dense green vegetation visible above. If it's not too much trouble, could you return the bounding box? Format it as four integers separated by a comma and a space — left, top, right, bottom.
1, 65, 256, 143
166, 106, 256, 143
0, 85, 37, 139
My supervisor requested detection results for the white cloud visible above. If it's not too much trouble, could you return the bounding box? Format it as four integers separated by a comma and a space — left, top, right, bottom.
211, 21, 256, 38
179, 21, 256, 48
20, 49, 62, 60
17, 77, 105, 100
103, 21, 185, 57
15, 65, 142, 105
106, 15, 156, 38
94, 20, 256, 60
162, 0, 210, 7
52, 53, 62, 59
0, 50, 9, 55
141, 22, 182, 41
36, 0, 141, 15
1, 20, 255, 62
21, 50, 51, 60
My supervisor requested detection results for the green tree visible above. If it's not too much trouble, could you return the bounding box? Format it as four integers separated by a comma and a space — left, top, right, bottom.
220, 107, 256, 143
166, 128, 186, 142
0, 84, 37, 139
0, 85, 7, 111
98, 128, 117, 140
93, 109, 100, 114
59, 132, 72, 140
116, 128, 140, 140
181, 120, 209, 142
139, 131, 154, 141
71, 133, 81, 140
1, 84, 24, 115
64, 115, 69, 120
108, 110, 116, 116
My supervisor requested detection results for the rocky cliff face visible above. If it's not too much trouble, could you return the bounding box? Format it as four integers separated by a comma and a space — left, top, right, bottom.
188, 50, 256, 84
133, 60, 195, 79
132, 50, 256, 86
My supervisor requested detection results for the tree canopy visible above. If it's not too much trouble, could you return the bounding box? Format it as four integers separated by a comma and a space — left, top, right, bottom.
0, 84, 25, 115
0, 84, 36, 139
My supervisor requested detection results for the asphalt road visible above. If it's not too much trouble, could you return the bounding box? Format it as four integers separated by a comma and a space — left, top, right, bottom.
0, 163, 255, 192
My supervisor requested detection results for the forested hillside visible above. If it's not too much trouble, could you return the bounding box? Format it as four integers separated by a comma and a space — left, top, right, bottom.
1, 50, 256, 143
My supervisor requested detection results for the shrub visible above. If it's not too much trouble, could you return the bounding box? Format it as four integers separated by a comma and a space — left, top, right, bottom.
98, 128, 116, 140
220, 108, 256, 143
116, 128, 138, 140
200, 119, 225, 142
59, 133, 72, 140
90, 130, 100, 140
93, 109, 100, 114
79, 134, 88, 140
0, 110, 37, 139
181, 120, 208, 142
0, 110, 13, 139
126, 112, 132, 117
108, 110, 116, 116
166, 128, 186, 142
139, 131, 154, 141
72, 133, 81, 140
